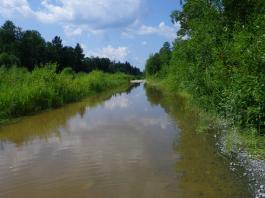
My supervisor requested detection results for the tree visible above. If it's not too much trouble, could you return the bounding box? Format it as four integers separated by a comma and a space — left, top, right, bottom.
73, 43, 85, 72
0, 20, 22, 55
60, 46, 75, 69
223, 0, 264, 26
0, 52, 20, 68
52, 36, 63, 66
45, 36, 64, 71
52, 36, 63, 49
19, 30, 46, 70
0, 20, 142, 76
146, 0, 265, 134
159, 42, 172, 65
145, 53, 161, 76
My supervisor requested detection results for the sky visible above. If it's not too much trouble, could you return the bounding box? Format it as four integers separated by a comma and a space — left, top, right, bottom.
0, 0, 181, 70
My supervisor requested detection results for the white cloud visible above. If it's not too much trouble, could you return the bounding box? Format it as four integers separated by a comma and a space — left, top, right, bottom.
104, 95, 129, 110
63, 25, 104, 37
38, 0, 141, 27
0, 0, 142, 36
0, 0, 33, 18
0, 0, 178, 41
88, 45, 129, 62
141, 117, 169, 130
123, 21, 179, 40
63, 25, 83, 36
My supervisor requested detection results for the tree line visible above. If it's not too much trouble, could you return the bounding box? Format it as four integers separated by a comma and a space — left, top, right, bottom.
0, 20, 142, 76
145, 0, 265, 136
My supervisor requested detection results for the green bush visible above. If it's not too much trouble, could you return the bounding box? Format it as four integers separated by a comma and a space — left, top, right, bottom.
145, 0, 265, 138
0, 66, 130, 122
0, 53, 20, 67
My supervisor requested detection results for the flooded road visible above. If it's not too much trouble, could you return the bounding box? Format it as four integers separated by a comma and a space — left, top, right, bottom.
0, 83, 251, 197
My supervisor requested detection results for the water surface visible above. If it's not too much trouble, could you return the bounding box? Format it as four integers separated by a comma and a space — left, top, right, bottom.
0, 83, 251, 197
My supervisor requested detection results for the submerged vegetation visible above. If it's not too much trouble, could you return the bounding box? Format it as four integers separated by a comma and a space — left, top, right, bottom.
145, 0, 265, 157
0, 66, 131, 123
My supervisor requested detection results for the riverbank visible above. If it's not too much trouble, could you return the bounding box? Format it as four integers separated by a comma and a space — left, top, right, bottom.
0, 83, 137, 144
0, 66, 132, 124
0, 82, 253, 197
146, 79, 265, 197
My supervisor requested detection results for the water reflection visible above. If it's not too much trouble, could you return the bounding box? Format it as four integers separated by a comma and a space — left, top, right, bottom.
0, 83, 178, 198
0, 83, 251, 198
0, 84, 138, 146
144, 84, 251, 198
104, 94, 129, 110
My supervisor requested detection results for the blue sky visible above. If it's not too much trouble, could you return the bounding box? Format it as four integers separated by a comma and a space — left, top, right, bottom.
0, 0, 181, 70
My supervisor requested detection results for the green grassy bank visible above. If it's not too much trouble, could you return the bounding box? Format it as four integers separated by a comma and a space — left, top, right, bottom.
147, 79, 265, 159
0, 65, 131, 123
144, 0, 265, 160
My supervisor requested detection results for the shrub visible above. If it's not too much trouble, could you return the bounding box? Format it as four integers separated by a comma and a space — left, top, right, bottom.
0, 66, 130, 122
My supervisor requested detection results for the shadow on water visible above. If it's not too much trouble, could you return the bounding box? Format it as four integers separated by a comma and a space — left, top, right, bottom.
144, 84, 252, 198
0, 83, 140, 147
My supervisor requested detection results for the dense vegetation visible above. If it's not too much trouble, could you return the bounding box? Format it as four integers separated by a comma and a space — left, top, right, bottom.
0, 66, 131, 122
145, 0, 265, 155
0, 21, 142, 76
0, 20, 141, 122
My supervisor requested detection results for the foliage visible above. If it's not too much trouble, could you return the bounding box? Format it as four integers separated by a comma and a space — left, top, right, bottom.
0, 52, 19, 67
0, 65, 130, 122
0, 20, 142, 76
145, 0, 265, 139
145, 42, 172, 77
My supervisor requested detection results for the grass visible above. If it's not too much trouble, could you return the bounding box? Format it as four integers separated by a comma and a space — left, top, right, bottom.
0, 65, 131, 123
0, 83, 134, 144
147, 79, 265, 159
224, 127, 265, 159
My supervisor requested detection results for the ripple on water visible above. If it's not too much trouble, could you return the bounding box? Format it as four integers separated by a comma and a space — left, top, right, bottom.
0, 84, 252, 198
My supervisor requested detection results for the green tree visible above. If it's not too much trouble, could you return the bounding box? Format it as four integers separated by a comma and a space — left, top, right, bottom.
146, 0, 265, 135
0, 20, 142, 76
145, 53, 161, 76
46, 36, 64, 71
0, 20, 22, 56
73, 43, 85, 72
19, 30, 46, 70
159, 42, 171, 65
0, 52, 20, 68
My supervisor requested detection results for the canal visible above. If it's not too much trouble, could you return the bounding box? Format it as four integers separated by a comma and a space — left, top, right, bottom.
0, 83, 251, 197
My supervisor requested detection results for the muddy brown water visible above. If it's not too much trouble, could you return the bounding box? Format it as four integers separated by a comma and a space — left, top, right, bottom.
0, 83, 251, 198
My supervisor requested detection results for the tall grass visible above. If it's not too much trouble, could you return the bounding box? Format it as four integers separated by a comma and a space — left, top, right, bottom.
0, 65, 131, 122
